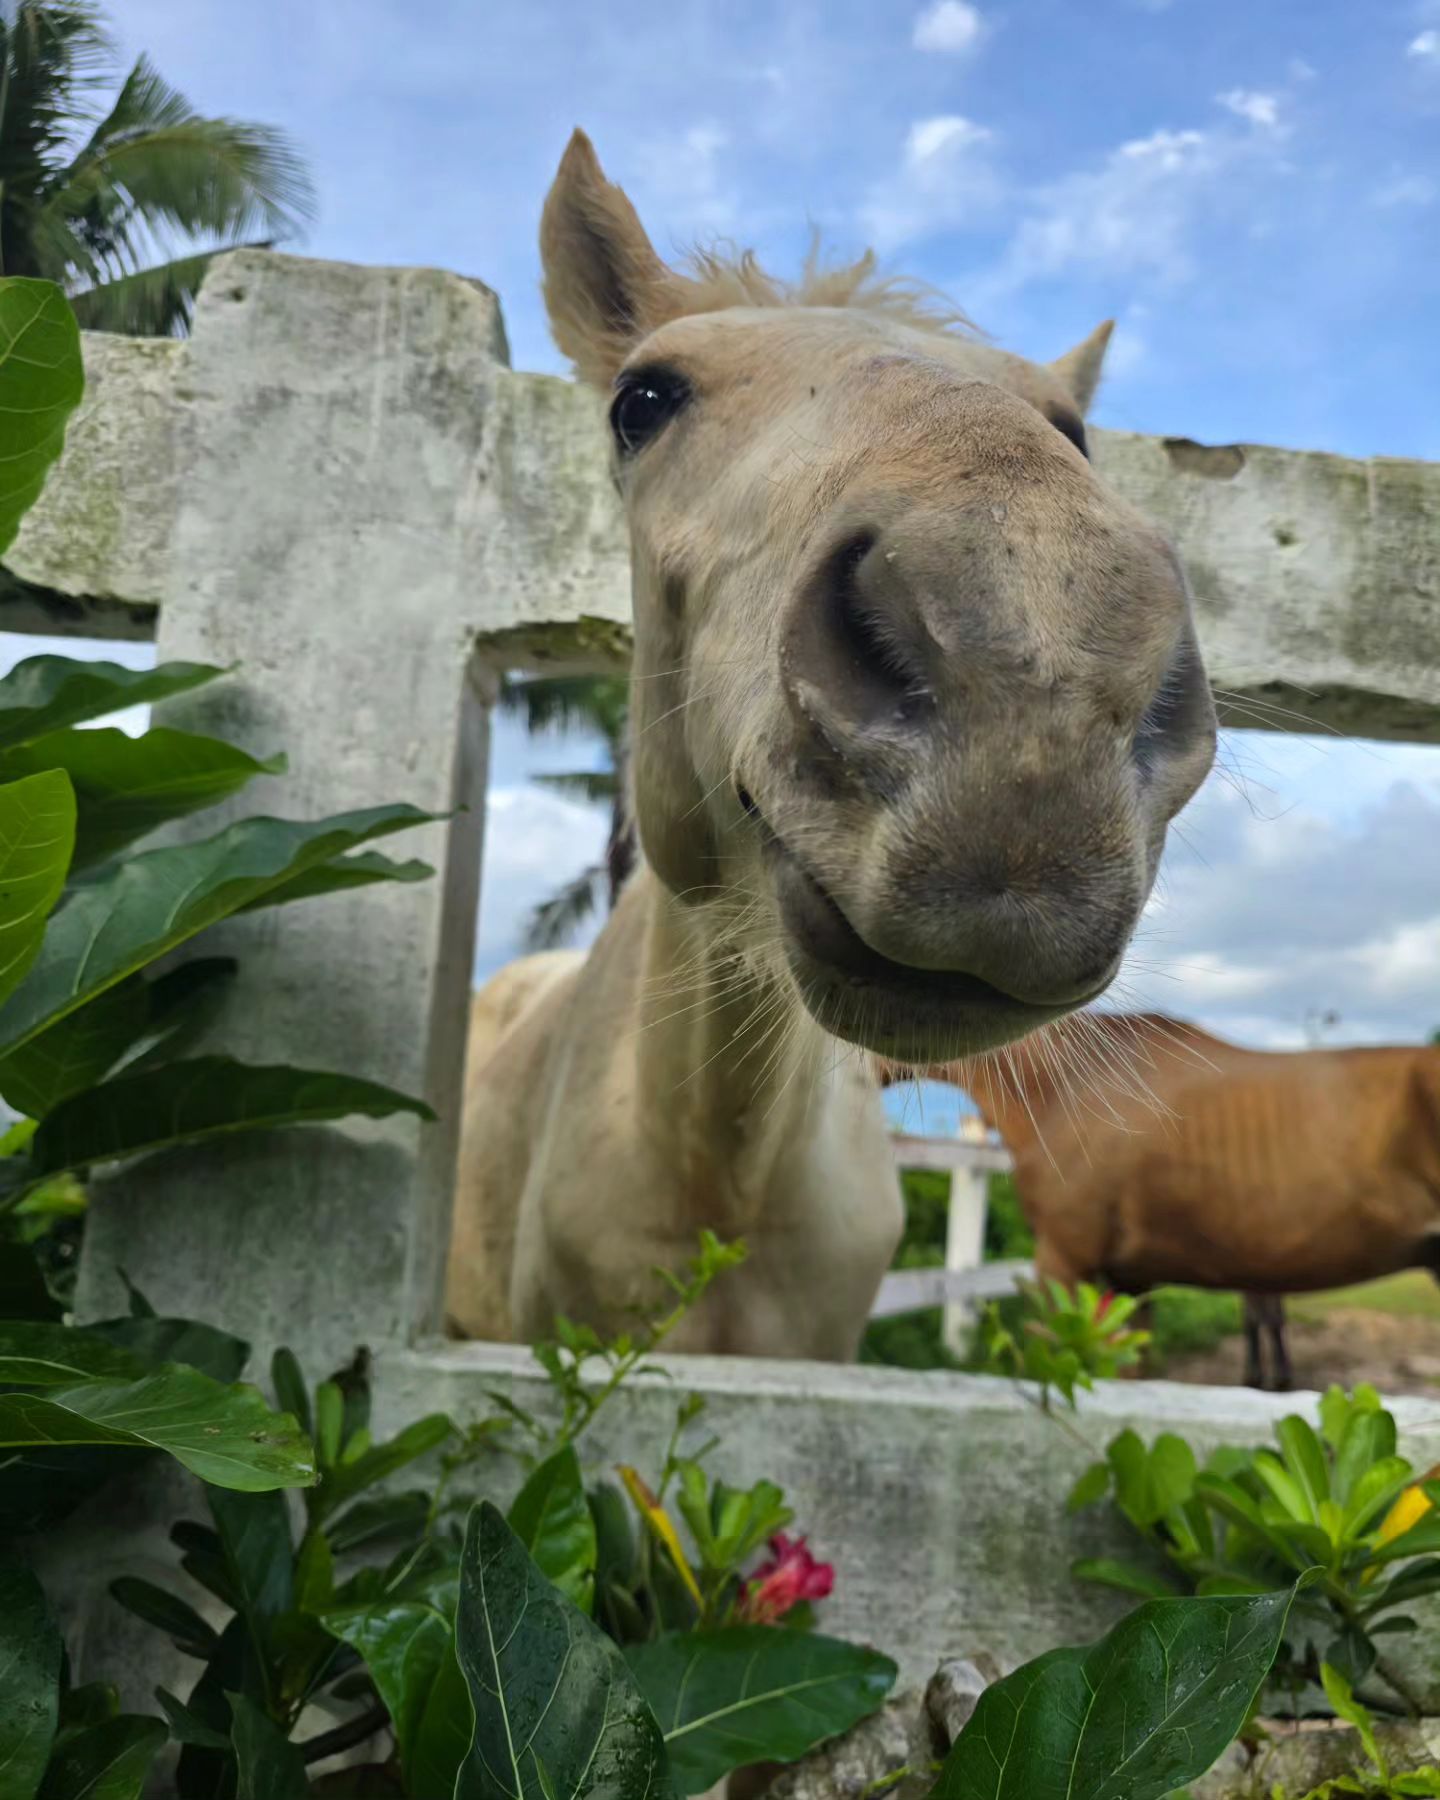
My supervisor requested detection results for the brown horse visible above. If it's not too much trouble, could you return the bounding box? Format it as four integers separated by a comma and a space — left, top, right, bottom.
446, 133, 1216, 1356
886, 1015, 1440, 1388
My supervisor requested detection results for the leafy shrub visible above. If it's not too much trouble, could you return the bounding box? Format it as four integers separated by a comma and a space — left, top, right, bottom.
1069, 1384, 1440, 1713
1266, 1664, 1440, 1797
979, 1278, 1150, 1407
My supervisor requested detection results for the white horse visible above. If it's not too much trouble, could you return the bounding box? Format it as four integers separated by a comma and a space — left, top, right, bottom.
447, 132, 1217, 1358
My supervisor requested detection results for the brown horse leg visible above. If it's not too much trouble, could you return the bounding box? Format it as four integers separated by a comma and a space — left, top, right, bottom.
1266, 1295, 1293, 1392
1243, 1294, 1266, 1390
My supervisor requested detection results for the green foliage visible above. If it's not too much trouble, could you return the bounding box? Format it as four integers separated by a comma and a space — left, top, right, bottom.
625, 1629, 897, 1794
1069, 1385, 1440, 1713
1263, 1665, 1440, 1797
979, 1278, 1150, 1408
0, 1318, 313, 1489
931, 1581, 1311, 1800
453, 1502, 667, 1800
0, 278, 83, 555
0, 6, 314, 336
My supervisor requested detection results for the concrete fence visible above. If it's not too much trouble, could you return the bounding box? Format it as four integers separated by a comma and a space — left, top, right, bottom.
8, 249, 1440, 1700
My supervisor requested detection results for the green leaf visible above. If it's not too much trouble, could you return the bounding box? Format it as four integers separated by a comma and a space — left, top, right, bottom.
1368, 1514, 1440, 1565
19, 1057, 434, 1188
0, 659, 225, 752
55, 1684, 119, 1740
0, 973, 153, 1118
626, 1628, 897, 1795
90, 1311, 249, 1384
209, 1486, 295, 1629
314, 1412, 451, 1521
155, 1689, 230, 1750
932, 1582, 1310, 1800
1276, 1415, 1331, 1523
453, 1501, 668, 1800
408, 1642, 473, 1800
0, 770, 76, 1010
323, 1569, 462, 1795
0, 728, 286, 872
0, 1561, 61, 1800
0, 281, 84, 558
1319, 1663, 1386, 1780
35, 1714, 167, 1800
238, 850, 433, 912
507, 1445, 598, 1613
270, 1348, 311, 1438
1107, 1431, 1198, 1528
108, 1577, 218, 1658
1253, 1450, 1316, 1526
228, 1692, 308, 1800
326, 1491, 432, 1556
0, 1321, 146, 1385
1066, 1462, 1112, 1513
0, 1364, 315, 1489
0, 1239, 60, 1319
0, 803, 434, 1054
1070, 1557, 1182, 1600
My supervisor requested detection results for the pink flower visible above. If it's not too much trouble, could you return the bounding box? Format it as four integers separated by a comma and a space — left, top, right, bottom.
738, 1534, 835, 1625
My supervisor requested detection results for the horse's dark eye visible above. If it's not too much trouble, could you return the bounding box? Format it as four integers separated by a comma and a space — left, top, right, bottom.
1045, 407, 1089, 458
611, 369, 689, 455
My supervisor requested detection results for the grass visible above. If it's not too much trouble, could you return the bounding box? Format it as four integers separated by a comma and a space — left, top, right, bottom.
1289, 1270, 1440, 1323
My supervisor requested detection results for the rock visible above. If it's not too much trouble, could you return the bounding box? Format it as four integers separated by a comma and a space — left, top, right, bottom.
755, 1693, 938, 1800
925, 1653, 1005, 1740
1187, 1716, 1440, 1798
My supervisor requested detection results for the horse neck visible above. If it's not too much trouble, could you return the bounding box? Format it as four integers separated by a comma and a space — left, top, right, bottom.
629, 870, 833, 1203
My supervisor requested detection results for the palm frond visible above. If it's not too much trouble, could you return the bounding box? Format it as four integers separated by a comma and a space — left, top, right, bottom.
499, 675, 629, 749
67, 244, 224, 335
0, 1, 114, 273
49, 71, 315, 248
523, 866, 606, 952
532, 770, 620, 804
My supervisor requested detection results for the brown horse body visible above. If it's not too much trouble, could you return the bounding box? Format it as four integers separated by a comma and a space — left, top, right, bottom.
894, 1015, 1440, 1384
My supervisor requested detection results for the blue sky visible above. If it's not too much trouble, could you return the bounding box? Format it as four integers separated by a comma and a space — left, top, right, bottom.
11, 0, 1439, 1080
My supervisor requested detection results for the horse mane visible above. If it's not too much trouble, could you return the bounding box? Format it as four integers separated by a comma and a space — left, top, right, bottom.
674, 240, 978, 339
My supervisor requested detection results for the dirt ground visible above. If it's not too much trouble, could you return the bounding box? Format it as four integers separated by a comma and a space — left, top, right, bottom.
1163, 1306, 1440, 1398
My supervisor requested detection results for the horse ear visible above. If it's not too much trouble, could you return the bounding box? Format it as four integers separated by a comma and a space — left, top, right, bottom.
1049, 319, 1114, 416
540, 130, 686, 387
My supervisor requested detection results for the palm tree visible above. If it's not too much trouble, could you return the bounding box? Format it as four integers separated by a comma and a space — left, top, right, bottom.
0, 1, 314, 335
499, 675, 635, 951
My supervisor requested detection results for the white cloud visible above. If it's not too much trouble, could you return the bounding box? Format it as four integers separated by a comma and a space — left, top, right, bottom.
859, 115, 1000, 251
476, 786, 610, 981
1120, 758, 1440, 1047
906, 115, 991, 164
912, 1, 984, 54
631, 123, 739, 234
1287, 57, 1317, 82
1408, 29, 1440, 60
1215, 88, 1283, 130
1373, 171, 1436, 207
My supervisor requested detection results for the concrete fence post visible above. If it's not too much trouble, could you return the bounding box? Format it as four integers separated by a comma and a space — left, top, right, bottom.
71, 253, 510, 1378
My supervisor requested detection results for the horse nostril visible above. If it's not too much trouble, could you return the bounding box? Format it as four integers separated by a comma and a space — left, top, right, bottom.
828, 533, 920, 700
736, 783, 758, 817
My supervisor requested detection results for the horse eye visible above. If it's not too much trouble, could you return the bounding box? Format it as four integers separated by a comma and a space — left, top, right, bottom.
611, 370, 690, 456
1046, 408, 1089, 458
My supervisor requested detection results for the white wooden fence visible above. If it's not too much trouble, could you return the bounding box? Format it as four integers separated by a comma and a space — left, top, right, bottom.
876, 1129, 1033, 1347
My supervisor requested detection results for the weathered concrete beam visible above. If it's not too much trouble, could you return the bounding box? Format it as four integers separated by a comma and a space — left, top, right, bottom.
7, 253, 1436, 737
376, 1346, 1440, 1705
